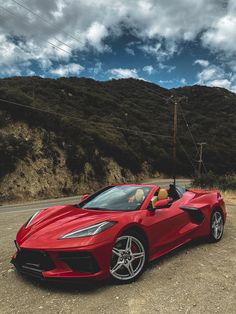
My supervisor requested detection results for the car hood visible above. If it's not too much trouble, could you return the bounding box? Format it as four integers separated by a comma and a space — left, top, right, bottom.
16, 204, 128, 249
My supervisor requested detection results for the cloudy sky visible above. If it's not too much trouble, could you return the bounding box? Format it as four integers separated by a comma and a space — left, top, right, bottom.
1, 0, 236, 91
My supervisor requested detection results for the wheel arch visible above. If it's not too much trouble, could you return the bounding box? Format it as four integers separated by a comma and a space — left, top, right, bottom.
211, 206, 225, 223
118, 224, 149, 253
110, 224, 149, 283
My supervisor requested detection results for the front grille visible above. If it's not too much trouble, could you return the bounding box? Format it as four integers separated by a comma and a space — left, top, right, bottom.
57, 252, 100, 273
13, 249, 55, 273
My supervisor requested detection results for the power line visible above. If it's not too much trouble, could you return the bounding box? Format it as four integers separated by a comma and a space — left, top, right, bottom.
178, 101, 208, 174
178, 138, 197, 174
178, 103, 198, 151
11, 0, 75, 51
168, 95, 208, 177
47, 41, 71, 55
0, 94, 201, 172
0, 6, 185, 109
12, 0, 83, 46
0, 97, 173, 140
0, 5, 71, 56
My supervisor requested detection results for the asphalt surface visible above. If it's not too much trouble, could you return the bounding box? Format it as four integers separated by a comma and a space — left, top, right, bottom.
1, 180, 236, 314
0, 179, 191, 214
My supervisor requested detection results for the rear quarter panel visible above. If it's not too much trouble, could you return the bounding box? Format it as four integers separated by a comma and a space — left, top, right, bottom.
186, 190, 226, 237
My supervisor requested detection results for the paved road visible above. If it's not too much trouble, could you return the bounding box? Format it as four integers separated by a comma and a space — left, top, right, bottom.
0, 179, 191, 214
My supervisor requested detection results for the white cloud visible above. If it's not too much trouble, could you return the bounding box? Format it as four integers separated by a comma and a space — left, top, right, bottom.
86, 22, 109, 52
194, 59, 210, 67
139, 41, 178, 62
141, 43, 161, 55
0, 0, 235, 78
109, 68, 139, 79
143, 65, 155, 75
0, 34, 35, 76
125, 47, 135, 55
180, 78, 187, 85
196, 63, 236, 92
88, 61, 103, 78
158, 63, 176, 72
197, 67, 219, 82
50, 63, 84, 76
159, 79, 173, 84
207, 79, 232, 89
0, 1, 227, 54
202, 1, 236, 55
125, 0, 224, 41
93, 62, 103, 75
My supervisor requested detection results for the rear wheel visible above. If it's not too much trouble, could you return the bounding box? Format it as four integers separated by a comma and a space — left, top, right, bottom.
209, 210, 224, 242
110, 234, 147, 284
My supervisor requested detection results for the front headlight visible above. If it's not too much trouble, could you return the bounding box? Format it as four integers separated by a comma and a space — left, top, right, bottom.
25, 210, 42, 228
60, 221, 117, 239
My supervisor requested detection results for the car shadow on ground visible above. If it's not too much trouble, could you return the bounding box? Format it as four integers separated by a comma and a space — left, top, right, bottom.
15, 271, 108, 294
148, 238, 209, 270
15, 238, 210, 293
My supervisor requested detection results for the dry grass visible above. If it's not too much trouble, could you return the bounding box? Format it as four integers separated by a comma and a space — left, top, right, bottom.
222, 190, 236, 205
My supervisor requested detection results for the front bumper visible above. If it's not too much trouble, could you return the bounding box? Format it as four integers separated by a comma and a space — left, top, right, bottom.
11, 240, 113, 281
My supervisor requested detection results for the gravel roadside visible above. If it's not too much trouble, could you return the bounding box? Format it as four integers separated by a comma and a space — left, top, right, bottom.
0, 197, 235, 314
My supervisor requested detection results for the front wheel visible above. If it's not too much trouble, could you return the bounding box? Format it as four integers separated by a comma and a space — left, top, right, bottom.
209, 210, 224, 242
110, 234, 147, 284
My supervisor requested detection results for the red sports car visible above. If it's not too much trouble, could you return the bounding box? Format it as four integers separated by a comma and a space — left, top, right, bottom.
11, 184, 226, 284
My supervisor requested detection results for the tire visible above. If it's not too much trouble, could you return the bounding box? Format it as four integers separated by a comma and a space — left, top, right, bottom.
110, 232, 147, 284
208, 209, 224, 243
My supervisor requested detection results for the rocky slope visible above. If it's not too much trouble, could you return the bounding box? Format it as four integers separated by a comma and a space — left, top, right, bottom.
0, 77, 235, 203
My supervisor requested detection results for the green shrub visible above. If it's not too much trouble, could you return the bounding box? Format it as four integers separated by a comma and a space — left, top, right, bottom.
0, 77, 235, 180
192, 172, 236, 190
0, 134, 33, 178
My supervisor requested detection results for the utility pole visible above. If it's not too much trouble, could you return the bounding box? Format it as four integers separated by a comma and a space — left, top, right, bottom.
167, 95, 180, 187
173, 100, 178, 186
32, 80, 35, 106
197, 142, 206, 178
168, 95, 189, 186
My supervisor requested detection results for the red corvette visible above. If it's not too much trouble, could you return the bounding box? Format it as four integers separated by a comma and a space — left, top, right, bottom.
12, 184, 226, 283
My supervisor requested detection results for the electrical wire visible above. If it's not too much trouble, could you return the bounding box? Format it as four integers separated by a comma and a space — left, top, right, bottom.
0, 4, 208, 174
12, 0, 83, 46
0, 97, 173, 140
46, 41, 71, 55
178, 102, 208, 174
0, 5, 72, 56
0, 3, 211, 179
0, 90, 206, 174
178, 103, 199, 153
177, 138, 197, 174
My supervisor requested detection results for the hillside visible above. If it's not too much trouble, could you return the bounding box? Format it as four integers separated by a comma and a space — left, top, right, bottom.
0, 77, 235, 203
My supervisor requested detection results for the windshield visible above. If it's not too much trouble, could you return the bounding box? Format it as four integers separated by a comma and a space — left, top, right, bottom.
78, 186, 152, 211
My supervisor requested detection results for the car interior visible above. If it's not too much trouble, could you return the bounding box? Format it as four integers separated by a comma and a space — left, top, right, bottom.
149, 184, 187, 210
168, 184, 186, 201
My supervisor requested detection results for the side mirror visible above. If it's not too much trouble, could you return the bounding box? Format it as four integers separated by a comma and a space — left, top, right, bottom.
153, 198, 172, 209
80, 194, 90, 202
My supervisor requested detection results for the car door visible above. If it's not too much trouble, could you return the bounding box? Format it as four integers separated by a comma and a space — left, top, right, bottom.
144, 195, 194, 257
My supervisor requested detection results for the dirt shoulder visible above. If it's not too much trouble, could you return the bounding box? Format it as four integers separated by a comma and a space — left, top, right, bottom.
0, 196, 235, 314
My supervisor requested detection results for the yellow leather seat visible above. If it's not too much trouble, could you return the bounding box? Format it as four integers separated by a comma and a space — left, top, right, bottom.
151, 188, 168, 207
157, 188, 168, 200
